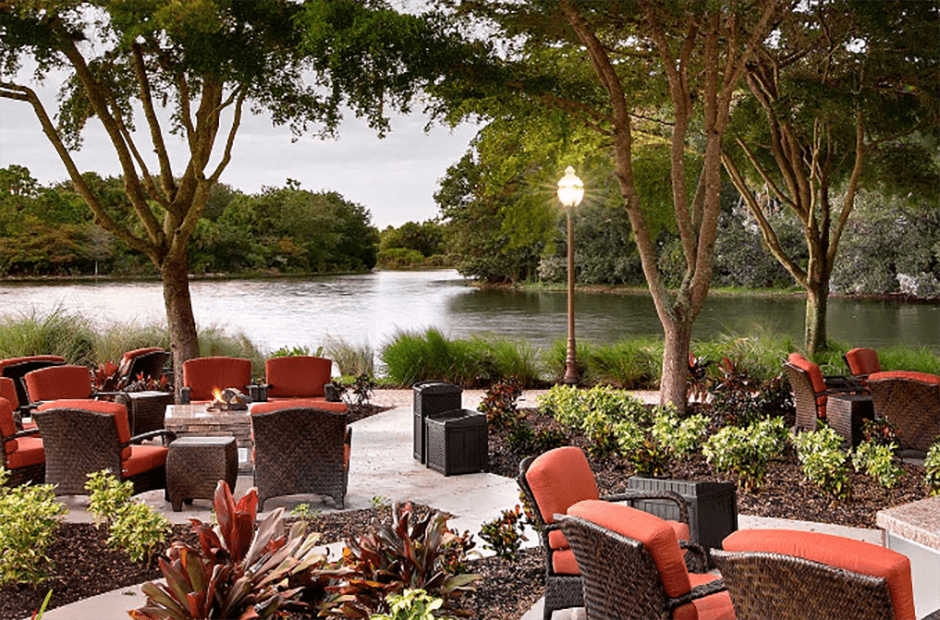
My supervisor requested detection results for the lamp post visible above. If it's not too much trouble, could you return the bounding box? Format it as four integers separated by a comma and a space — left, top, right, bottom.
557, 166, 584, 385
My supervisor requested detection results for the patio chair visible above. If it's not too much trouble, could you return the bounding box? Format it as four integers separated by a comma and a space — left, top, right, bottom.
868, 371, 940, 452
24, 364, 101, 404
0, 355, 65, 414
518, 446, 707, 620
32, 399, 172, 496
783, 353, 864, 432
262, 355, 334, 401
844, 347, 882, 381
0, 396, 44, 487
179, 356, 252, 404
556, 500, 732, 620
118, 347, 170, 384
712, 528, 929, 620
250, 399, 351, 511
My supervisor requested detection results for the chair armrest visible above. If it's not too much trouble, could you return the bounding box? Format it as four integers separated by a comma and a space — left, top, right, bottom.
123, 429, 176, 447
602, 489, 690, 525
179, 386, 191, 404
679, 539, 709, 573
666, 577, 726, 613
823, 375, 864, 390
10, 427, 41, 440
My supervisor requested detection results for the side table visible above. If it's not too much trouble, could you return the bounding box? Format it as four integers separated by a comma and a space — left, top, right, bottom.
115, 390, 174, 436
167, 436, 238, 511
828, 393, 874, 447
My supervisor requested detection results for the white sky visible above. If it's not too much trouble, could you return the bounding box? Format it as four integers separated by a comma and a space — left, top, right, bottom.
0, 75, 481, 229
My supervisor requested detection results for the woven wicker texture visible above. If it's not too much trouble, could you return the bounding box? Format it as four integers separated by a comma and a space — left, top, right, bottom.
784, 362, 824, 431
115, 391, 173, 436
711, 549, 896, 620
167, 436, 238, 511
868, 372, 940, 452
251, 406, 350, 510
517, 455, 703, 620
32, 406, 168, 496
558, 514, 725, 620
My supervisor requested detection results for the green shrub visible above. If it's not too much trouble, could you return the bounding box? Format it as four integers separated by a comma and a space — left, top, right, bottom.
613, 419, 647, 456
325, 336, 374, 377
86, 470, 134, 525
791, 427, 852, 500
852, 440, 905, 489
109, 501, 171, 563
925, 441, 940, 495
370, 589, 456, 620
0, 468, 67, 586
584, 338, 662, 388
628, 437, 669, 477
479, 506, 528, 562
478, 378, 524, 429
650, 405, 709, 459
702, 417, 787, 491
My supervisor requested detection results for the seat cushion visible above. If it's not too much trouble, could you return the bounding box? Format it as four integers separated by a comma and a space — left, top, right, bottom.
551, 547, 580, 575
568, 499, 691, 599
0, 377, 18, 408
265, 356, 332, 398
122, 444, 168, 478
6, 436, 44, 469
722, 529, 915, 620
525, 447, 600, 550
0, 397, 17, 454
37, 399, 133, 460
25, 365, 93, 401
251, 399, 348, 414
0, 355, 64, 371
182, 357, 252, 402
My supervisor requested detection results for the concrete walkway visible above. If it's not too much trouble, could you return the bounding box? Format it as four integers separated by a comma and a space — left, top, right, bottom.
40, 390, 889, 620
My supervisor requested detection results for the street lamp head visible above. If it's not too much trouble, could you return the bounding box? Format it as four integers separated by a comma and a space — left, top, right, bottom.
557, 166, 584, 208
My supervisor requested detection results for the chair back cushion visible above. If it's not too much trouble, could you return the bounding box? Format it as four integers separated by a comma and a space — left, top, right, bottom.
37, 399, 132, 460
265, 356, 332, 398
0, 397, 18, 454
568, 499, 691, 599
182, 357, 252, 401
24, 365, 93, 401
787, 353, 826, 393
869, 370, 940, 385
845, 348, 881, 376
0, 355, 65, 371
119, 347, 165, 375
0, 377, 19, 408
525, 446, 599, 550
251, 398, 348, 415
722, 529, 915, 620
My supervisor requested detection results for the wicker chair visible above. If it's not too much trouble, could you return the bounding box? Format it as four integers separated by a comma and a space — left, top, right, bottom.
784, 353, 864, 432
844, 347, 882, 381
23, 364, 98, 403
868, 371, 940, 452
712, 528, 932, 620
518, 447, 708, 620
0, 355, 65, 414
250, 400, 351, 511
118, 347, 170, 384
180, 356, 252, 404
262, 355, 334, 401
556, 500, 732, 620
32, 399, 172, 496
0, 396, 44, 487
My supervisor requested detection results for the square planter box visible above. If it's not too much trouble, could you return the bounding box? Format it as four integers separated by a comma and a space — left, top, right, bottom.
627, 476, 738, 555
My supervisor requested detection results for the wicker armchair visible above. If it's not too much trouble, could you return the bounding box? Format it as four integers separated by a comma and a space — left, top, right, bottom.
518, 447, 708, 620
0, 396, 44, 487
557, 500, 732, 620
32, 399, 172, 496
118, 347, 170, 384
24, 364, 99, 403
261, 355, 334, 401
868, 371, 940, 452
250, 400, 351, 511
180, 357, 252, 403
784, 353, 864, 432
0, 355, 65, 414
713, 528, 932, 620
844, 347, 882, 381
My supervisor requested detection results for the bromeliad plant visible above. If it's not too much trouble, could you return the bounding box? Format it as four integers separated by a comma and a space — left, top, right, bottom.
130, 482, 327, 620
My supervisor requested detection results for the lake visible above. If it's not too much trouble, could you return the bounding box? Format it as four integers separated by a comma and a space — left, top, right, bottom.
1, 270, 937, 354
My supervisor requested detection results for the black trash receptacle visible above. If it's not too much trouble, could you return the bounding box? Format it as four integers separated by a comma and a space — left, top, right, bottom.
413, 381, 462, 463
425, 409, 488, 476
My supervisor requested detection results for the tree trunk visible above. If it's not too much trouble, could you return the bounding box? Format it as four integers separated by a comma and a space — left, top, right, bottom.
161, 254, 200, 399
804, 282, 828, 356
660, 322, 692, 410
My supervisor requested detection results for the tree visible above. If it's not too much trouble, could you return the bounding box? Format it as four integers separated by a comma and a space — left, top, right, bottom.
435, 0, 780, 410
0, 1, 450, 375
721, 0, 940, 354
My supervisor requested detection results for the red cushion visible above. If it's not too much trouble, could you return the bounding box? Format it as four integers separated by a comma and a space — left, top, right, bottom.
25, 365, 93, 401
250, 399, 348, 414
265, 356, 333, 398
37, 399, 132, 460
0, 377, 18, 408
182, 357, 252, 401
568, 499, 691, 599
845, 348, 881, 376
722, 529, 915, 620
525, 447, 599, 550
869, 370, 940, 385
551, 547, 579, 574
0, 355, 65, 370
0, 398, 17, 454
6, 436, 44, 469
121, 347, 164, 364
122, 444, 168, 478
788, 353, 828, 418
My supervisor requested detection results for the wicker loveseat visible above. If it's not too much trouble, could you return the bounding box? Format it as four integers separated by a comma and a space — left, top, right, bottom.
868, 371, 940, 452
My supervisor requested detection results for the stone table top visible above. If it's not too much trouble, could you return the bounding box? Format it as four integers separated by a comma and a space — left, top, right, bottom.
876, 495, 940, 551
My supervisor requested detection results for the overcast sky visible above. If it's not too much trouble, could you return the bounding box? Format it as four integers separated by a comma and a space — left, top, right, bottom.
0, 76, 481, 229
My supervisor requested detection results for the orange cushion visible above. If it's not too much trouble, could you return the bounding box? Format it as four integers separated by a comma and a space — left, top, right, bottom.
265, 356, 333, 398
0, 355, 64, 370
37, 399, 132, 460
250, 399, 348, 414
788, 353, 826, 393
121, 347, 164, 364
0, 398, 17, 454
25, 365, 93, 401
0, 377, 18, 408
6, 436, 44, 469
551, 547, 580, 575
525, 447, 599, 550
870, 370, 940, 385
722, 529, 915, 620
845, 348, 881, 376
182, 357, 252, 401
122, 444, 168, 478
568, 499, 691, 599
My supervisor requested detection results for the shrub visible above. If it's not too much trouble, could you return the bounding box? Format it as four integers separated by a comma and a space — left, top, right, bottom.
370, 589, 456, 620
861, 417, 902, 450
109, 501, 171, 563
479, 506, 528, 562
325, 336, 375, 377
86, 470, 134, 525
0, 468, 67, 585
628, 437, 669, 477
925, 441, 940, 495
702, 417, 787, 492
791, 427, 852, 501
478, 378, 524, 429
613, 419, 647, 456
650, 405, 709, 459
852, 440, 905, 489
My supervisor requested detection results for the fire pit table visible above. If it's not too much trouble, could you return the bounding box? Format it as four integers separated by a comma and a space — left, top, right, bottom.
165, 403, 253, 474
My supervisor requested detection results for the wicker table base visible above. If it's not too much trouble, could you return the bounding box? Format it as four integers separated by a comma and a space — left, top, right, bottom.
167, 436, 238, 511
828, 394, 874, 447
